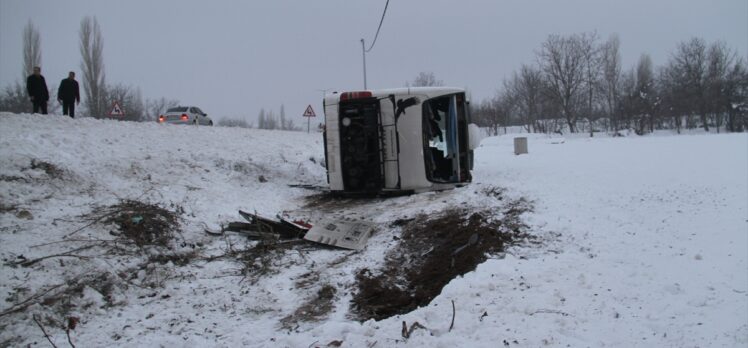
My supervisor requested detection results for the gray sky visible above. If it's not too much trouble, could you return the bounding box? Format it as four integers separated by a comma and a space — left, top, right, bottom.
1, 0, 746, 123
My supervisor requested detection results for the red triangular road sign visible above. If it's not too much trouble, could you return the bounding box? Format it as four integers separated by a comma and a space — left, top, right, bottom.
109, 101, 125, 116
303, 105, 316, 117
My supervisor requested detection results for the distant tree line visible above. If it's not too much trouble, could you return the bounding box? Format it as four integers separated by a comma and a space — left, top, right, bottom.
471, 33, 747, 135
5, 22, 744, 134
256, 105, 301, 130
217, 105, 303, 131
217, 117, 251, 128
407, 71, 444, 88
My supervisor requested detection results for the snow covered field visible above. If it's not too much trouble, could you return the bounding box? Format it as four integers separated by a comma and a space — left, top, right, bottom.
1, 113, 746, 347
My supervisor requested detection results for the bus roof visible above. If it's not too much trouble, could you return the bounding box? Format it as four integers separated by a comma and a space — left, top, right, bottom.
325, 87, 466, 104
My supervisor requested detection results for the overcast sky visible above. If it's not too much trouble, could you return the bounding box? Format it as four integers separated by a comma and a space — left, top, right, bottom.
1, 0, 746, 123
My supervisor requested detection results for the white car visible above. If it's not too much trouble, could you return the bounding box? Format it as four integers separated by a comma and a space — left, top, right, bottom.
158, 106, 213, 126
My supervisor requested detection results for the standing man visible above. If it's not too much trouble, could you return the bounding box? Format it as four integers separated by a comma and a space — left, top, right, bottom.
58, 71, 80, 118
26, 66, 49, 114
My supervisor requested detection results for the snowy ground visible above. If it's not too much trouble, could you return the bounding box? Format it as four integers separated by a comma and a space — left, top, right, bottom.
1, 113, 746, 347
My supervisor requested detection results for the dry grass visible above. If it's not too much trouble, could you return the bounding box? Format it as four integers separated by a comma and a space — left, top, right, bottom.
100, 200, 180, 247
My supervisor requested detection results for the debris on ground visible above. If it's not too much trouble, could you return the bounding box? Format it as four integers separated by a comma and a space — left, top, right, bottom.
205, 210, 310, 239
0, 199, 190, 324
303, 219, 375, 250
208, 210, 373, 250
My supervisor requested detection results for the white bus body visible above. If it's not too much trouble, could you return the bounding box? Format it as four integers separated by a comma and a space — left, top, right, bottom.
323, 87, 479, 195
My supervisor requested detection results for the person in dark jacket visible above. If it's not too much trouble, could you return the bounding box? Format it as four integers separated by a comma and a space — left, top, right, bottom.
57, 71, 80, 118
26, 66, 49, 114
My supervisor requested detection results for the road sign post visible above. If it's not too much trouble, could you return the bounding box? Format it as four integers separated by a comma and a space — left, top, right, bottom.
303, 105, 316, 133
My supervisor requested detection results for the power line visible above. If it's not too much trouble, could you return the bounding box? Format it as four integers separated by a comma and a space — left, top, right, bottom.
364, 0, 390, 52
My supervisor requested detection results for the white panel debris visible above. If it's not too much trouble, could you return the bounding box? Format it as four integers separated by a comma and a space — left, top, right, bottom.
303, 219, 375, 250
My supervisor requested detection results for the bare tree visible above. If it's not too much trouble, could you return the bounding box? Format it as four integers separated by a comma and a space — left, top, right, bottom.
471, 99, 499, 135
278, 104, 297, 130
635, 54, 657, 133
0, 82, 29, 113
473, 94, 513, 136
505, 64, 544, 132
408, 72, 444, 87
581, 32, 601, 136
704, 41, 739, 132
79, 16, 106, 118
257, 108, 267, 129
1, 22, 43, 113
724, 57, 748, 132
668, 38, 708, 130
146, 97, 179, 122
279, 104, 287, 130
266, 110, 278, 129
657, 65, 681, 133
23, 20, 42, 78
105, 84, 145, 121
618, 54, 658, 134
538, 33, 595, 133
600, 34, 622, 131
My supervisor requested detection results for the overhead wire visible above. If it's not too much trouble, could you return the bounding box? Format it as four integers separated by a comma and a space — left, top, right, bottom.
364, 0, 390, 52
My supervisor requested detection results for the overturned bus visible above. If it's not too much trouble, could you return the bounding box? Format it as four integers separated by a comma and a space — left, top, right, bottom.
322, 87, 481, 195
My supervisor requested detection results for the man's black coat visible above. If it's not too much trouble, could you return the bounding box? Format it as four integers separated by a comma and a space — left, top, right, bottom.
26, 74, 49, 102
58, 78, 80, 103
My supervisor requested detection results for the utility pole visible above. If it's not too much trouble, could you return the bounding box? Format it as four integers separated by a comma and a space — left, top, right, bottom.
314, 88, 331, 133
317, 88, 332, 100
360, 38, 367, 90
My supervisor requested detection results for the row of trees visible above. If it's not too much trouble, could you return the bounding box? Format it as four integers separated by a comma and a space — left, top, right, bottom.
218, 105, 302, 131
4, 21, 744, 134
471, 33, 747, 135
0, 18, 177, 122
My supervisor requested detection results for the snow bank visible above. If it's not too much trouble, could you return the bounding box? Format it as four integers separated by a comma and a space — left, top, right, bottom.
1, 113, 746, 347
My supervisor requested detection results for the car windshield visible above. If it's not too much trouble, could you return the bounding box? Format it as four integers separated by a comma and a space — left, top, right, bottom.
167, 107, 188, 112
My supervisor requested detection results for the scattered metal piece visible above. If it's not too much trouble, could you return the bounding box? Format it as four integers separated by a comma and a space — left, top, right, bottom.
205, 210, 311, 240
238, 210, 309, 239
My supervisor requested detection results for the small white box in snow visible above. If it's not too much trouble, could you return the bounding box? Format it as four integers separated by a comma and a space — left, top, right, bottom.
514, 137, 528, 155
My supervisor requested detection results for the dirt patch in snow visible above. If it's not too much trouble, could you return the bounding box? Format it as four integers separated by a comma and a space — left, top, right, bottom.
280, 284, 337, 330
351, 198, 533, 321
0, 159, 65, 183
0, 201, 17, 213
28, 159, 65, 179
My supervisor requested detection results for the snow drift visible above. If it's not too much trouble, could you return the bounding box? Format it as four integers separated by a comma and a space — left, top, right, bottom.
1, 113, 746, 347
